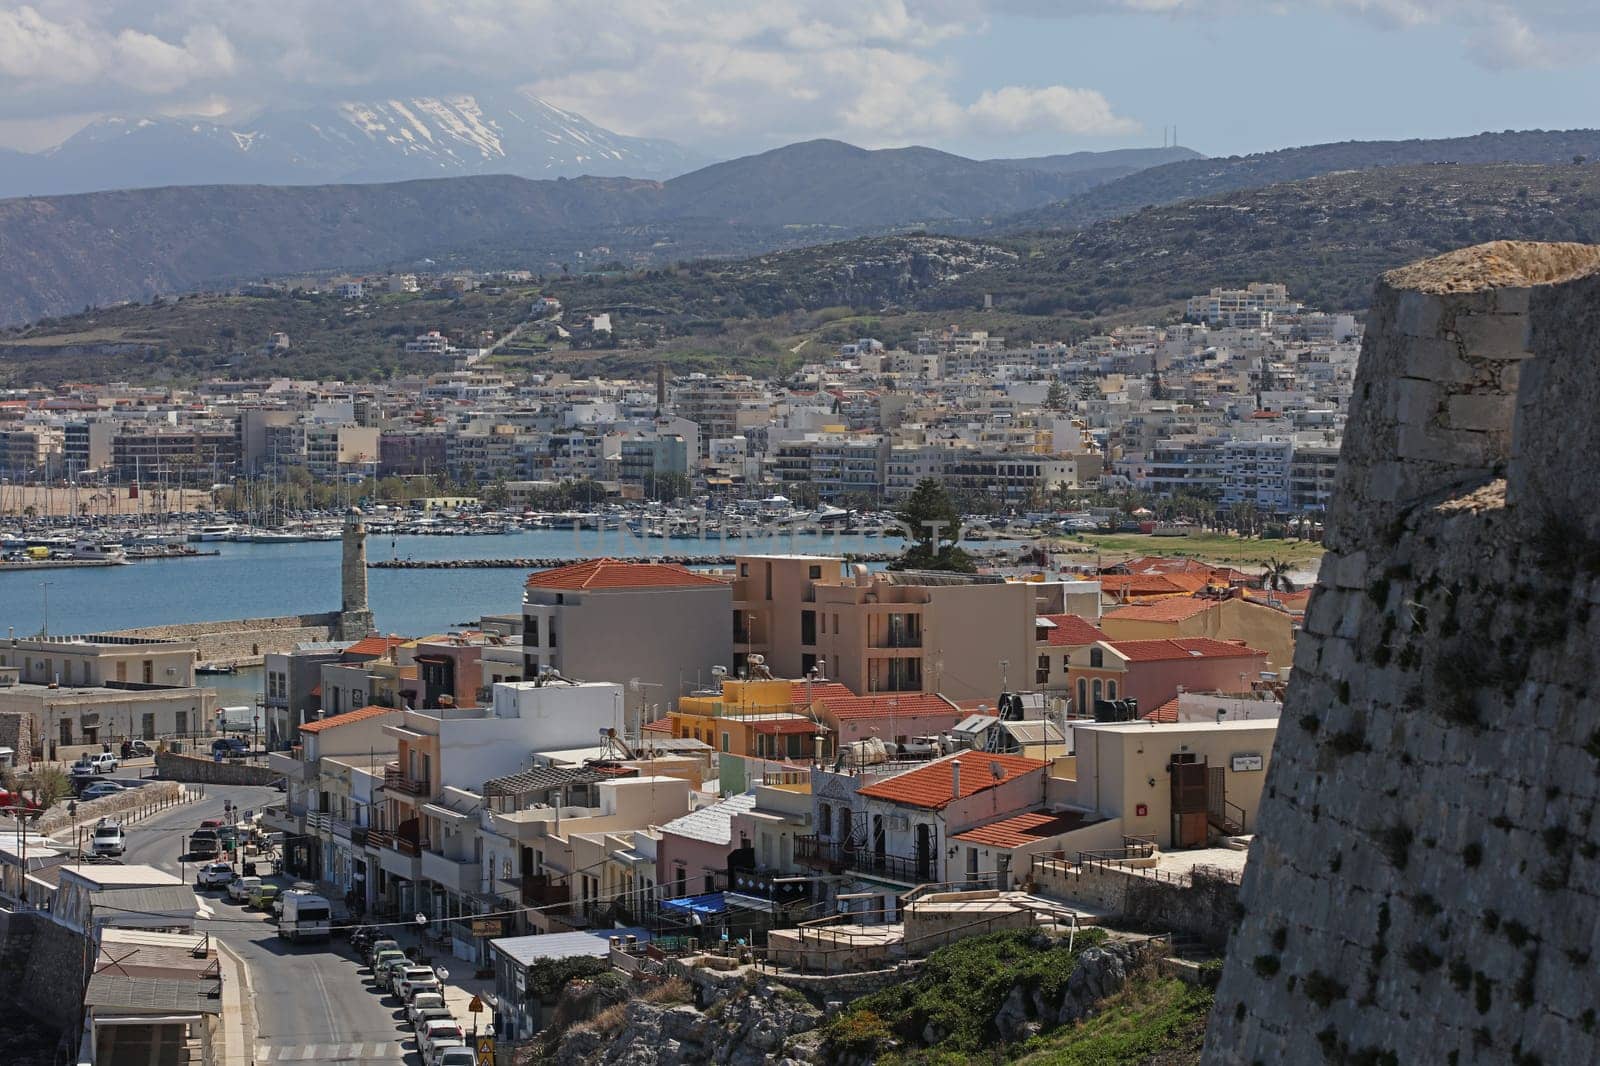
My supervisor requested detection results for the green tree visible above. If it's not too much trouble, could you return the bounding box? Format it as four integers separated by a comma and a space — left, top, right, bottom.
1044, 380, 1068, 411
1261, 557, 1295, 592
893, 478, 976, 573
481, 479, 511, 509
28, 766, 71, 809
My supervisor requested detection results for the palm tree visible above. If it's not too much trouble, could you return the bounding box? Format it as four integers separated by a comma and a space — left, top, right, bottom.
1261, 557, 1295, 593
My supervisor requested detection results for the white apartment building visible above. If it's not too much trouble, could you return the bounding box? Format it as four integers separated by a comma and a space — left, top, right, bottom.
1218, 437, 1294, 510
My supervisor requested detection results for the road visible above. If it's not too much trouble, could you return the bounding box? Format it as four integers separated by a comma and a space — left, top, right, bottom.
122, 783, 422, 1064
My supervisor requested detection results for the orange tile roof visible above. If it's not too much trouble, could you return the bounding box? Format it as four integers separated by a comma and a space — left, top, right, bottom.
951, 809, 1099, 849
1038, 614, 1108, 647
524, 558, 728, 591
1143, 697, 1182, 723
857, 751, 1043, 810
345, 635, 410, 658
1098, 573, 1201, 598
1110, 637, 1265, 663
789, 681, 857, 704
813, 692, 962, 721
1105, 598, 1219, 623
298, 705, 398, 733
641, 718, 674, 734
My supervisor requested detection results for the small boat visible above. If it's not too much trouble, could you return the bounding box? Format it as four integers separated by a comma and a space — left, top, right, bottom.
190, 524, 238, 542
71, 539, 129, 563
196, 661, 238, 675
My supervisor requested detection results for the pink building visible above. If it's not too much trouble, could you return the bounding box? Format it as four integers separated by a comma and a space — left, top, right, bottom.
810, 690, 966, 747
1110, 638, 1270, 714
656, 792, 758, 899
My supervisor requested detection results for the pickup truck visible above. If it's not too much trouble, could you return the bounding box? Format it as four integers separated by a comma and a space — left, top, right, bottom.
188, 829, 221, 859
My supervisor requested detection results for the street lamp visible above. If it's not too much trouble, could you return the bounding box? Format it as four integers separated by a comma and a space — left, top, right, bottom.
2, 802, 43, 906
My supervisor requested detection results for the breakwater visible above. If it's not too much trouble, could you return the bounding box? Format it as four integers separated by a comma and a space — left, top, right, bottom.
369, 552, 909, 569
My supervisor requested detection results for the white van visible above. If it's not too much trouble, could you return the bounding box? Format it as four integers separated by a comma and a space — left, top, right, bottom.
91, 821, 126, 856
277, 890, 332, 942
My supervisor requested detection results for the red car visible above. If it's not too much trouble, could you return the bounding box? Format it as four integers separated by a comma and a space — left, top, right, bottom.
0, 790, 41, 813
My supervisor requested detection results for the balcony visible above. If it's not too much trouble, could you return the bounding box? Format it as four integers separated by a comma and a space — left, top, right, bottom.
268, 750, 312, 782
795, 835, 933, 885
384, 763, 431, 798
521, 873, 571, 908
421, 849, 479, 895
305, 811, 331, 835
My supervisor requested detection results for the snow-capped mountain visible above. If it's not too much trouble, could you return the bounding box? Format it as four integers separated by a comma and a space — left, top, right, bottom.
0, 90, 702, 198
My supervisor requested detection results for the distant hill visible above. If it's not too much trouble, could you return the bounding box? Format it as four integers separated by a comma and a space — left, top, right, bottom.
0, 90, 704, 197
0, 141, 1189, 326
999, 128, 1600, 230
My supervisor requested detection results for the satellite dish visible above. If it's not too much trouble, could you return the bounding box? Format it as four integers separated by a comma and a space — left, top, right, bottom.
415, 913, 427, 927
989, 760, 1005, 781
436, 967, 449, 981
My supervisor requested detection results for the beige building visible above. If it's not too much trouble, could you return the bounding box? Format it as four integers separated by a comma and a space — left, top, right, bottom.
1099, 594, 1296, 674
0, 634, 197, 688
0, 679, 216, 759
522, 559, 733, 706
1058, 719, 1277, 849
732, 555, 1036, 701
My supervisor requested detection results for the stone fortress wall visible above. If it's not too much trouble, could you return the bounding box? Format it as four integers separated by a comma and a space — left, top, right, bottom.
1204, 242, 1600, 1064
106, 612, 343, 666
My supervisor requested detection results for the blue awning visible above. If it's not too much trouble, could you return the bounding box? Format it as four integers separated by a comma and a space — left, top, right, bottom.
660, 892, 726, 916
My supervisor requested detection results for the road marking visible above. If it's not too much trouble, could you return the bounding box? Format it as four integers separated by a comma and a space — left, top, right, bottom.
256, 1043, 406, 1061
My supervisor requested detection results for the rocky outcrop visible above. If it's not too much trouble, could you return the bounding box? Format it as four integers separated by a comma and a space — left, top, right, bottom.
537, 977, 823, 1066
991, 941, 1158, 1045
1205, 242, 1600, 1065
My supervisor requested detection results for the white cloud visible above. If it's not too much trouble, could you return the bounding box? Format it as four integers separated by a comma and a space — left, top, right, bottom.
967, 86, 1140, 136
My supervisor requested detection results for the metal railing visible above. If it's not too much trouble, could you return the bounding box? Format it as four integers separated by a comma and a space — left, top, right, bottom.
794, 835, 933, 883
383, 764, 430, 797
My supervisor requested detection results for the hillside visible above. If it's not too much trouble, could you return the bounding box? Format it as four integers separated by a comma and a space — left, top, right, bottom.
13, 163, 1600, 386
0, 141, 1183, 328
999, 128, 1600, 230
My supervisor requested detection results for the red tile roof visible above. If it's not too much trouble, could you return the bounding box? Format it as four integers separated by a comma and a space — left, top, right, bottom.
345, 635, 410, 658
746, 717, 830, 736
1099, 573, 1205, 598
1105, 598, 1219, 623
1110, 637, 1265, 663
641, 718, 674, 734
1037, 614, 1108, 647
951, 809, 1099, 849
525, 558, 728, 591
810, 691, 961, 721
298, 705, 398, 733
1143, 697, 1181, 723
857, 751, 1043, 810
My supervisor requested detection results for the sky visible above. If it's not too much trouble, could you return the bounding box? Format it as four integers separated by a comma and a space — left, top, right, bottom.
1, 1, 1599, 159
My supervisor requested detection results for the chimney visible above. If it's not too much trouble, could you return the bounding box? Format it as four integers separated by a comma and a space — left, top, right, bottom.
951, 758, 961, 801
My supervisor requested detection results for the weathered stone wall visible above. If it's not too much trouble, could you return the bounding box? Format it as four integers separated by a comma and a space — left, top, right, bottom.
0, 709, 34, 766
0, 909, 93, 1031
1032, 860, 1240, 947
35, 779, 187, 836
108, 612, 342, 666
155, 750, 279, 785
1205, 243, 1600, 1065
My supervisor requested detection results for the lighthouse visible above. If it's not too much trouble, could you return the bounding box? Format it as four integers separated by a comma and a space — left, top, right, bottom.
338, 507, 376, 639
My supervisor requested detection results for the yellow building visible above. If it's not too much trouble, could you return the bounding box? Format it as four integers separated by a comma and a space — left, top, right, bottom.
668, 678, 831, 763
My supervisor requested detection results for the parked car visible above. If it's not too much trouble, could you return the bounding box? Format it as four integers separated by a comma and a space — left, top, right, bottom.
418, 1019, 465, 1060
195, 861, 235, 889
120, 740, 154, 759
434, 1048, 478, 1066
227, 875, 262, 903
249, 883, 280, 911
90, 821, 126, 857
211, 737, 249, 758
413, 1006, 454, 1037
376, 955, 413, 990
426, 1039, 469, 1066
407, 992, 447, 1030
366, 940, 401, 968
395, 966, 440, 1002
80, 781, 127, 801
370, 950, 407, 982
86, 752, 119, 774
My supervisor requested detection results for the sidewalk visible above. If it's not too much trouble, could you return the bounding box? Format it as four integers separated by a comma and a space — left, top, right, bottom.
382, 922, 497, 1035
215, 938, 258, 1066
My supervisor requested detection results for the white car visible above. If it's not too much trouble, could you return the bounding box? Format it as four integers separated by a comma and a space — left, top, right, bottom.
407, 992, 447, 1029
418, 1019, 465, 1058
396, 966, 441, 1003
90, 822, 126, 856
226, 875, 262, 903
426, 1039, 469, 1066
412, 1006, 454, 1036
85, 752, 119, 774
195, 861, 235, 889
434, 1047, 478, 1066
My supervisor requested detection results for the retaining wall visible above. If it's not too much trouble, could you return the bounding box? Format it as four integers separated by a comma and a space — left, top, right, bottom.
108, 612, 341, 666
155, 751, 279, 786
1204, 242, 1600, 1065
35, 779, 186, 836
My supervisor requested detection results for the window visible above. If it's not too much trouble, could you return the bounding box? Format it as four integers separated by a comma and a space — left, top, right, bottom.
1107, 680, 1117, 700
739, 562, 749, 577
527, 618, 538, 646
800, 610, 817, 646
175, 710, 188, 736
548, 624, 557, 648
141, 713, 155, 740
809, 564, 822, 580
818, 803, 832, 839
1089, 647, 1104, 669
142, 659, 153, 684
720, 731, 731, 753
765, 562, 773, 600
1092, 679, 1103, 705
1077, 679, 1088, 716
1036, 654, 1050, 685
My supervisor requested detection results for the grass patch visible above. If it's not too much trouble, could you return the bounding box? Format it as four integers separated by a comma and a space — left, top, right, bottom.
1011, 977, 1212, 1066
1070, 532, 1324, 568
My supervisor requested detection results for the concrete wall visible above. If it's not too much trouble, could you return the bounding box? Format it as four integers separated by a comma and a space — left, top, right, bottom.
35, 780, 186, 836
1205, 242, 1600, 1066
155, 751, 279, 786
0, 909, 94, 1031
1031, 859, 1239, 947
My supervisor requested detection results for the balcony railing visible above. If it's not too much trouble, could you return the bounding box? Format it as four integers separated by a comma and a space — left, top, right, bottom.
521, 874, 570, 908
364, 828, 393, 849
795, 835, 933, 884
306, 811, 331, 833
384, 764, 430, 797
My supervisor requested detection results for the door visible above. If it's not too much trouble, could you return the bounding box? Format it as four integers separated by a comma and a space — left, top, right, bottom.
914, 824, 933, 882
872, 815, 886, 869
1170, 756, 1209, 848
